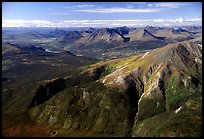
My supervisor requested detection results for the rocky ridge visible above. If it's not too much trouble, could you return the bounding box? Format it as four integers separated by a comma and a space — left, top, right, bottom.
26, 40, 202, 136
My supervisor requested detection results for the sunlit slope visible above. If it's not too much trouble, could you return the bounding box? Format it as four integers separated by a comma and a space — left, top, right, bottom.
85, 40, 202, 136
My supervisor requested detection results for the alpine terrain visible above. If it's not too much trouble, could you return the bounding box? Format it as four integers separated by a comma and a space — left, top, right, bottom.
2, 30, 202, 136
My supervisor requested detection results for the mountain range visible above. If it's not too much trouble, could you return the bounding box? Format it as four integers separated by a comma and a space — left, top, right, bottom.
2, 26, 202, 60
48, 26, 202, 59
2, 25, 202, 137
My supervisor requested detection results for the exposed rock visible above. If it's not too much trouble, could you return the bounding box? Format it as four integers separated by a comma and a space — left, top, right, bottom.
26, 40, 202, 137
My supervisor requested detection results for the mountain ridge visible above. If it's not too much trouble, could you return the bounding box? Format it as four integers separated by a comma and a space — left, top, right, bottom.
22, 40, 202, 137
2, 25, 202, 137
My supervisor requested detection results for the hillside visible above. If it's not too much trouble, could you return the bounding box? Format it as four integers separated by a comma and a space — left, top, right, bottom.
2, 42, 97, 113
2, 40, 201, 137
2, 25, 202, 137
85, 40, 202, 136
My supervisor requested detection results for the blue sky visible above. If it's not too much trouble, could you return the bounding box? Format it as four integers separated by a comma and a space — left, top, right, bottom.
2, 2, 202, 27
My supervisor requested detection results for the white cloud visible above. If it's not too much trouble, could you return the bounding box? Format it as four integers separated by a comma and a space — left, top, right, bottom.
75, 7, 160, 13
49, 13, 70, 15
177, 18, 184, 23
148, 2, 188, 8
2, 18, 202, 28
169, 18, 184, 23
185, 18, 201, 22
2, 20, 52, 27
153, 19, 165, 22
64, 4, 95, 9
75, 4, 95, 8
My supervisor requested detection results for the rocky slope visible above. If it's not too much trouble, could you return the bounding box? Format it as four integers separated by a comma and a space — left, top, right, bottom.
91, 40, 202, 136
24, 40, 202, 137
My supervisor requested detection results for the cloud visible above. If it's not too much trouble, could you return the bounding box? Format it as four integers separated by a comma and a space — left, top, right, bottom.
2, 20, 52, 27
75, 4, 95, 8
2, 18, 202, 28
147, 2, 188, 8
173, 17, 184, 23
75, 7, 160, 13
49, 13, 70, 15
65, 3, 189, 13
64, 4, 95, 9
186, 18, 201, 22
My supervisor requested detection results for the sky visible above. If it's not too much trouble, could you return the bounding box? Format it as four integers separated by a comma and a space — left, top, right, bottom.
2, 2, 202, 28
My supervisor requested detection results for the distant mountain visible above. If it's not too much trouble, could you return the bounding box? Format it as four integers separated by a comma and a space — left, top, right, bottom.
51, 26, 201, 58
50, 28, 67, 37
54, 26, 201, 44
143, 29, 166, 41
56, 31, 84, 44
3, 26, 202, 60
2, 42, 76, 58
2, 42, 51, 58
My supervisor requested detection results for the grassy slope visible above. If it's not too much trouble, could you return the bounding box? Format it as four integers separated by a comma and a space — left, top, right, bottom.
27, 75, 137, 136
84, 40, 202, 137
132, 97, 202, 137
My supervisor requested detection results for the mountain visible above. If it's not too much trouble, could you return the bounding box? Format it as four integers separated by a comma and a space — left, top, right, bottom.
143, 29, 166, 41
50, 28, 67, 37
72, 26, 130, 44
47, 26, 201, 59
3, 40, 201, 137
85, 40, 202, 136
54, 26, 201, 44
2, 25, 202, 137
2, 42, 97, 91
87, 40, 202, 136
2, 26, 202, 60
56, 31, 84, 44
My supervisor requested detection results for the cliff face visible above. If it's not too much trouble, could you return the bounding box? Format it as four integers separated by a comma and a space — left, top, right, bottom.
28, 40, 202, 137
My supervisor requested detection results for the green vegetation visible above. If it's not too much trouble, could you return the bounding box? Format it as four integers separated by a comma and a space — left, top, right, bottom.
165, 76, 176, 112
100, 66, 116, 77
2, 59, 13, 71
165, 76, 201, 112
132, 98, 202, 137
136, 96, 166, 122
133, 75, 202, 137
28, 78, 137, 136
2, 59, 12, 65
